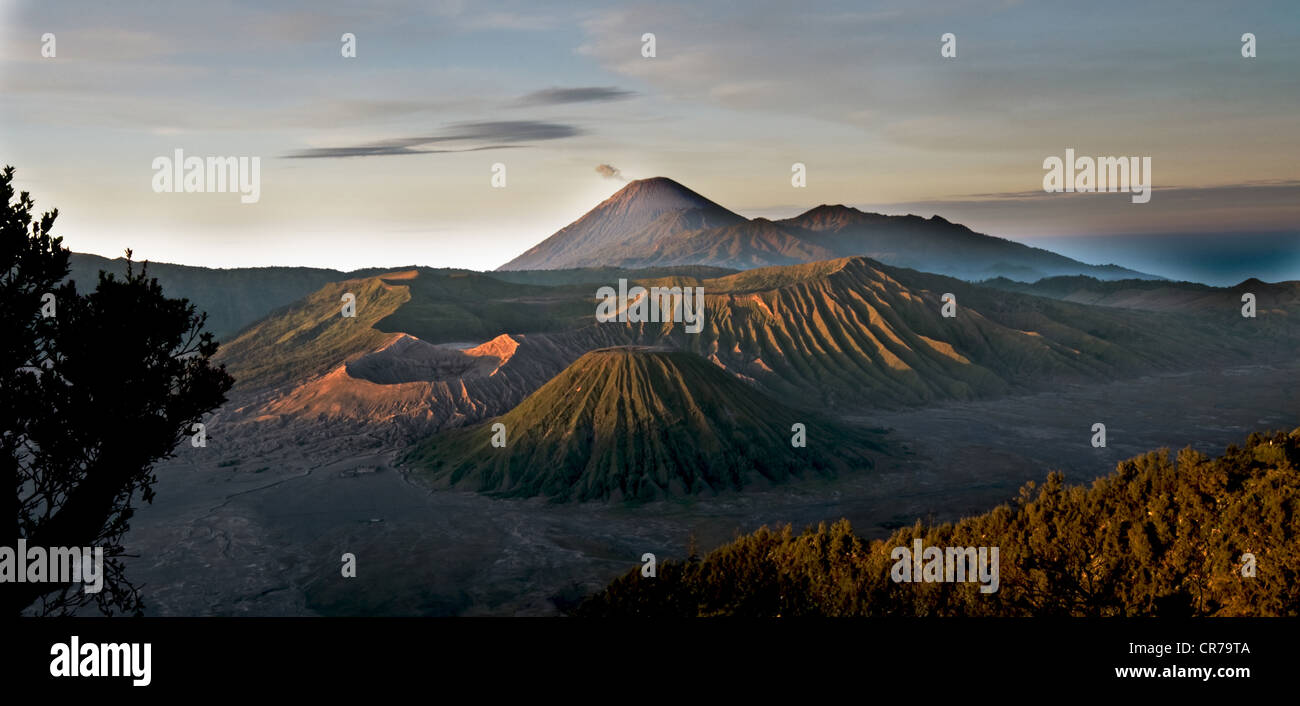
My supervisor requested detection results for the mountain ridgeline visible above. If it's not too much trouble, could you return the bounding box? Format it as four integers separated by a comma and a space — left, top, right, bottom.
404, 347, 887, 501
497, 177, 1157, 282
214, 255, 1297, 440
66, 253, 348, 340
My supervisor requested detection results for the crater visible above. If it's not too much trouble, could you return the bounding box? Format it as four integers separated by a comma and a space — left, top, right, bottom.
345, 334, 515, 384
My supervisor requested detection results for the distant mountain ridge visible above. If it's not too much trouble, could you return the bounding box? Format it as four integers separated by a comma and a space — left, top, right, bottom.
982, 274, 1300, 314
496, 177, 1158, 282
67, 253, 346, 339
65, 253, 730, 344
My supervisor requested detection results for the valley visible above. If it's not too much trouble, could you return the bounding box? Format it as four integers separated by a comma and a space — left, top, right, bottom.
120, 359, 1298, 616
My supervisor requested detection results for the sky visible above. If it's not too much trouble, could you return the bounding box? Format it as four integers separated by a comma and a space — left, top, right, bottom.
0, 0, 1296, 273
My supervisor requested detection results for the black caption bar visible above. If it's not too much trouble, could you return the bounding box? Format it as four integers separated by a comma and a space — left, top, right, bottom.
2, 617, 1292, 694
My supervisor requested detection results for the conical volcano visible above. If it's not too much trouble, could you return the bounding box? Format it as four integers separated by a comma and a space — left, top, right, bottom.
497, 177, 744, 271
406, 347, 885, 501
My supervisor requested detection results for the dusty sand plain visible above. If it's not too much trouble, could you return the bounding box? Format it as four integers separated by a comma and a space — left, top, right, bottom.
121, 362, 1298, 616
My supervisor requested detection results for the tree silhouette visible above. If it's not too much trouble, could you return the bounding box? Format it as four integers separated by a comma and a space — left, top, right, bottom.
2, 165, 234, 615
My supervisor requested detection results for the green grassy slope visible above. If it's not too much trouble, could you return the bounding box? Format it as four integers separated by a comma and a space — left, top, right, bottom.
371, 269, 594, 343
405, 347, 887, 501
217, 275, 411, 390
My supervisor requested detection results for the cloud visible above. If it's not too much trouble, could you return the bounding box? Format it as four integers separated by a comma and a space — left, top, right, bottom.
282, 143, 524, 159
957, 179, 1300, 203
460, 11, 558, 31
516, 86, 635, 106
850, 180, 1300, 239
283, 120, 582, 159
439, 120, 582, 142
595, 164, 625, 180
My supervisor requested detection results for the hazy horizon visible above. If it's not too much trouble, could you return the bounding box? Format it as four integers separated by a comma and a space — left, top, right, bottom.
62, 216, 1300, 289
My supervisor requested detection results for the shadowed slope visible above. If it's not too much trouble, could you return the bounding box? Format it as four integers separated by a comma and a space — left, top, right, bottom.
633, 206, 1154, 281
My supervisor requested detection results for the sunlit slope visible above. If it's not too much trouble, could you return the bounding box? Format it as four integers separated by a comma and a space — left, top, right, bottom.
406, 348, 887, 501
652, 257, 1262, 409
217, 274, 412, 390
